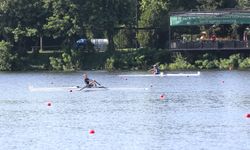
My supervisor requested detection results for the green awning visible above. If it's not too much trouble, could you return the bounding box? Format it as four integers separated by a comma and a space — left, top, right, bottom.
170, 12, 250, 26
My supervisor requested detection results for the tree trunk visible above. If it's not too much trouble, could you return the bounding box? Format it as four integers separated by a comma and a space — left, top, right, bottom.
40, 35, 43, 51
107, 30, 115, 52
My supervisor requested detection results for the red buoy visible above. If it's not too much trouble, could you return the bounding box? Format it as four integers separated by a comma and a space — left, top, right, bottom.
89, 129, 95, 134
47, 102, 52, 107
160, 94, 166, 100
246, 114, 250, 118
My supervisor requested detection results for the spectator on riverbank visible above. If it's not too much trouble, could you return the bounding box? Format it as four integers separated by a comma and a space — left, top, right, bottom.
200, 31, 207, 48
211, 33, 217, 48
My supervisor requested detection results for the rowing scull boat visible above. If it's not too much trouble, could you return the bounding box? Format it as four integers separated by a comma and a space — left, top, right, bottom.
118, 71, 200, 77
28, 86, 148, 92
28, 86, 79, 92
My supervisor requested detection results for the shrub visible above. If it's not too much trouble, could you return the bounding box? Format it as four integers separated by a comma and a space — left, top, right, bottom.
49, 52, 75, 71
62, 53, 74, 71
105, 57, 115, 71
168, 53, 195, 70
49, 57, 63, 71
135, 55, 147, 70
0, 41, 14, 71
239, 57, 250, 69
195, 59, 217, 69
217, 58, 231, 69
216, 54, 241, 69
228, 54, 241, 68
114, 29, 136, 49
159, 63, 168, 70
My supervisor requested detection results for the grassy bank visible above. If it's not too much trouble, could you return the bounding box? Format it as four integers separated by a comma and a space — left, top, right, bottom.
2, 38, 250, 71
25, 48, 250, 71
103, 49, 250, 71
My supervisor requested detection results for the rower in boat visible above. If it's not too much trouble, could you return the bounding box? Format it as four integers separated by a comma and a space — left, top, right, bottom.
83, 73, 98, 88
149, 64, 160, 75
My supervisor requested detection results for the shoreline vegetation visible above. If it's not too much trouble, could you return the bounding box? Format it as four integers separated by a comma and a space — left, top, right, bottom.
1, 40, 250, 72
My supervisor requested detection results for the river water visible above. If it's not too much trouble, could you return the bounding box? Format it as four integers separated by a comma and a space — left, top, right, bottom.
0, 71, 250, 150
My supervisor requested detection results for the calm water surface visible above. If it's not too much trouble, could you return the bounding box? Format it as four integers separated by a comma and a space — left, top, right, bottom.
0, 71, 250, 150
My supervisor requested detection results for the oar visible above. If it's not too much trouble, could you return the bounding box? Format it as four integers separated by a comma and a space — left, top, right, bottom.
95, 80, 101, 86
78, 86, 87, 91
94, 81, 107, 88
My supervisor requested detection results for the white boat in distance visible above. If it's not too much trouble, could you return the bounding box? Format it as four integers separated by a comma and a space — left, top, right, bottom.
118, 71, 200, 77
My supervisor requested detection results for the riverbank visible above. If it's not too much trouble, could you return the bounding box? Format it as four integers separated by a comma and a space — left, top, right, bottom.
30, 49, 250, 71
2, 43, 250, 71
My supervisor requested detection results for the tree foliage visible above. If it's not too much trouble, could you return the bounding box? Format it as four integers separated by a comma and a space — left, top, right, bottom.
237, 0, 250, 9
0, 0, 247, 51
43, 0, 82, 45
137, 0, 169, 48
0, 40, 14, 71
0, 0, 249, 70
85, 0, 135, 51
196, 0, 223, 10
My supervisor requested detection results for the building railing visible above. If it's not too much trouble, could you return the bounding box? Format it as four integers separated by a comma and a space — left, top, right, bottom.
170, 40, 249, 50
170, 9, 250, 16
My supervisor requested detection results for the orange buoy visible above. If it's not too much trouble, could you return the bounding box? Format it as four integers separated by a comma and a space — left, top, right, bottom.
89, 129, 95, 134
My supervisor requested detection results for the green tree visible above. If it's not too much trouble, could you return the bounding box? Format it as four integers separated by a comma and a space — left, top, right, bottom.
43, 0, 84, 47
0, 40, 14, 71
0, 0, 46, 53
137, 0, 169, 48
86, 0, 135, 51
196, 0, 223, 10
114, 29, 137, 49
168, 53, 194, 70
237, 0, 250, 9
